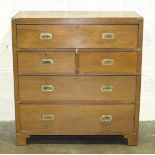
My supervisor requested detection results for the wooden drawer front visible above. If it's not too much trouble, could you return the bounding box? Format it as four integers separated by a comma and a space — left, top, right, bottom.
20, 104, 135, 134
18, 52, 75, 74
79, 52, 137, 74
19, 76, 136, 101
17, 25, 138, 48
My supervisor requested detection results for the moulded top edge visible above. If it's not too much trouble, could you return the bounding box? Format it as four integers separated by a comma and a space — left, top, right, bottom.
12, 11, 143, 19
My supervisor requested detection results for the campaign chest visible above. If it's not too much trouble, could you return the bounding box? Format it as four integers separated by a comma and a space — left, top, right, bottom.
12, 11, 143, 145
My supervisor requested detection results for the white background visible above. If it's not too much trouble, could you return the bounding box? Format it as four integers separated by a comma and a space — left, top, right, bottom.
0, 0, 155, 121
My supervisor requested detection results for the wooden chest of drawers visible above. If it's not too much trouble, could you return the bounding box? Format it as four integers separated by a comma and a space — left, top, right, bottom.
12, 11, 143, 145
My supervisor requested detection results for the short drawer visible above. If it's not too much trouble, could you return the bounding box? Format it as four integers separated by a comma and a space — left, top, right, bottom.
19, 76, 136, 101
18, 52, 75, 74
79, 52, 137, 74
20, 104, 135, 134
17, 25, 138, 48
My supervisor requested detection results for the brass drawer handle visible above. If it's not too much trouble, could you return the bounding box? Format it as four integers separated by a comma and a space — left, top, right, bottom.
101, 85, 113, 92
42, 114, 54, 121
100, 115, 112, 122
42, 58, 53, 65
40, 32, 52, 40
42, 84, 54, 92
102, 33, 114, 40
102, 59, 114, 65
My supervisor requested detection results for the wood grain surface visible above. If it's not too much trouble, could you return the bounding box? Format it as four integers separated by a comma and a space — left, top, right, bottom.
20, 104, 135, 134
18, 76, 136, 101
17, 25, 138, 48
79, 52, 137, 74
18, 52, 75, 74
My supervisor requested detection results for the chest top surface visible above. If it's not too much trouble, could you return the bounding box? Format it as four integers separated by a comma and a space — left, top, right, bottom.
13, 11, 142, 19
12, 11, 143, 24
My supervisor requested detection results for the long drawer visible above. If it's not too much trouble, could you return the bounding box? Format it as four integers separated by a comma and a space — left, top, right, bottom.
20, 104, 135, 134
79, 52, 137, 74
18, 52, 75, 74
19, 76, 136, 101
17, 25, 138, 48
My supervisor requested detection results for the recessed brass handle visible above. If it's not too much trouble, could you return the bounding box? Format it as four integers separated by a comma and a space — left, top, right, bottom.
42, 114, 54, 121
100, 115, 112, 122
40, 32, 52, 40
102, 33, 114, 40
101, 85, 113, 92
42, 84, 54, 92
42, 58, 53, 65
102, 59, 114, 65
